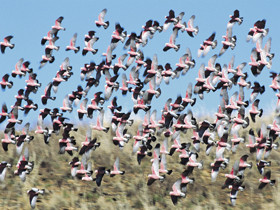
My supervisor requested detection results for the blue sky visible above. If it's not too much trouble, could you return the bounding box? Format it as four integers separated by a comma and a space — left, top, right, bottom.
0, 0, 279, 129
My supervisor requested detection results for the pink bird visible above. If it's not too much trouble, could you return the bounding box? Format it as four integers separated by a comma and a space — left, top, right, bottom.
198, 32, 217, 57
46, 36, 60, 51
11, 58, 25, 78
219, 26, 236, 56
95, 9, 109, 29
41, 30, 54, 45
77, 98, 88, 120
66, 33, 80, 53
0, 161, 11, 182
79, 129, 100, 157
159, 153, 172, 175
82, 37, 99, 56
169, 179, 186, 205
51, 16, 66, 37
258, 170, 276, 189
113, 123, 130, 148
222, 160, 240, 189
147, 158, 164, 185
0, 103, 8, 124
249, 99, 263, 123
0, 74, 13, 90
269, 72, 280, 91
163, 28, 180, 52
228, 10, 243, 27
1, 130, 16, 151
41, 82, 56, 105
27, 188, 45, 209
185, 15, 199, 37
133, 97, 151, 114
0, 35, 14, 53
69, 157, 81, 178
91, 109, 109, 133
110, 157, 125, 177
60, 95, 73, 113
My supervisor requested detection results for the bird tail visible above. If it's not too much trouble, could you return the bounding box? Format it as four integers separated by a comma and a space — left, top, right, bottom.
105, 127, 110, 133
175, 44, 180, 52
145, 106, 151, 112
95, 142, 101, 148
212, 40, 217, 49
266, 161, 272, 166
268, 53, 275, 60
231, 43, 236, 50
248, 162, 253, 169
259, 109, 263, 117
264, 28, 269, 36
116, 106, 122, 112
7, 81, 13, 89
268, 60, 272, 69
50, 56, 55, 63
10, 44, 15, 49
104, 21, 110, 29
169, 148, 176, 156
246, 81, 251, 89
239, 17, 243, 25
147, 152, 152, 157
150, 136, 157, 142
198, 160, 204, 169
273, 142, 279, 150
270, 180, 276, 186
75, 46, 80, 54
39, 189, 45, 194
260, 86, 265, 94
195, 26, 199, 35
133, 107, 139, 114
191, 98, 196, 106
244, 117, 250, 128
82, 49, 88, 56
92, 49, 98, 55
127, 119, 134, 126
156, 88, 161, 98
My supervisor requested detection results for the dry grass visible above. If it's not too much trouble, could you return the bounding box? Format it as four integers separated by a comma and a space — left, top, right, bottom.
0, 117, 279, 210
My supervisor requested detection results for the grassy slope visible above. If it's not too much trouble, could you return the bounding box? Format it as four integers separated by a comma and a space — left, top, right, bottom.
0, 119, 279, 210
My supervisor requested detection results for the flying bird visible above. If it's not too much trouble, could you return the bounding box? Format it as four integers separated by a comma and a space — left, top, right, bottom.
0, 35, 15, 53
66, 33, 80, 53
95, 9, 109, 29
27, 188, 45, 209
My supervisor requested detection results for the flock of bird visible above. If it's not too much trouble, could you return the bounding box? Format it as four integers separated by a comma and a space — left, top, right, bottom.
0, 8, 279, 208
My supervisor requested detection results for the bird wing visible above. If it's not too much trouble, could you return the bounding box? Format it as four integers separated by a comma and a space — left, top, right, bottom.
98, 9, 107, 22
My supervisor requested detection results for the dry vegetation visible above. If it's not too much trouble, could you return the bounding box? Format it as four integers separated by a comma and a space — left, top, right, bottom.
0, 117, 279, 210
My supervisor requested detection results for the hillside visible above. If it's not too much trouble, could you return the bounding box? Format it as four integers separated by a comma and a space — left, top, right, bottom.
0, 119, 279, 210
